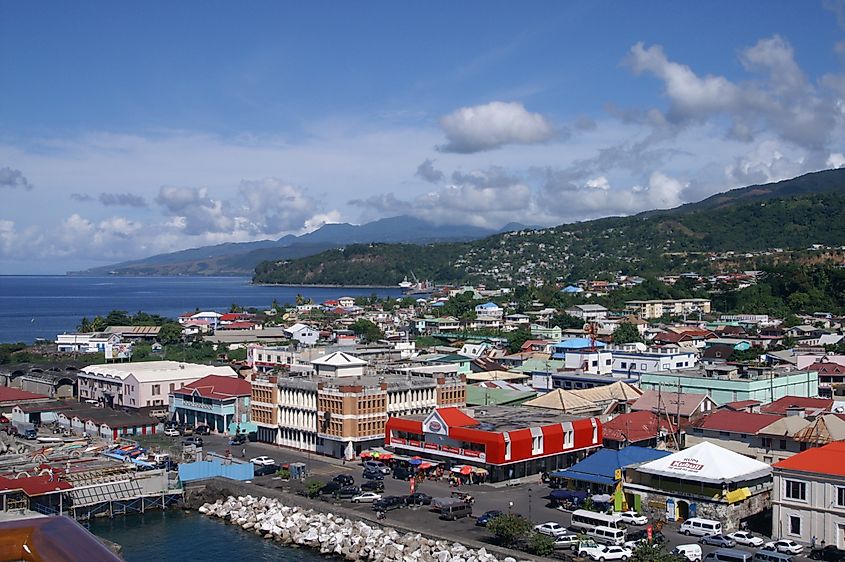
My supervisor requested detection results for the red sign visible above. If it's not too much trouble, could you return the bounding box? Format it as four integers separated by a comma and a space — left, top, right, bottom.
424, 443, 438, 450
441, 446, 460, 454
410, 478, 416, 494
462, 449, 482, 458
392, 437, 407, 445
647, 525, 653, 542
408, 440, 421, 447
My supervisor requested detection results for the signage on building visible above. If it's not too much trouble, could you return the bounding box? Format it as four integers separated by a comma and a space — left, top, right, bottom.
423, 411, 448, 435
667, 458, 704, 473
105, 342, 132, 360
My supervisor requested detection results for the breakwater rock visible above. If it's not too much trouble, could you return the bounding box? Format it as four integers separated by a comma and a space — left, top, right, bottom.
200, 495, 528, 562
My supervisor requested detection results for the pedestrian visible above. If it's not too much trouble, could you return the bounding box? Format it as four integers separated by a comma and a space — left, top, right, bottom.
241, 447, 246, 458
812, 536, 817, 549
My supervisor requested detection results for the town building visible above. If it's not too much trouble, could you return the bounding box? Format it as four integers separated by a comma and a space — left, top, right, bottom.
77, 361, 237, 409
56, 332, 120, 353
311, 351, 367, 377
609, 343, 698, 377
565, 304, 609, 322
639, 366, 819, 405
629, 390, 716, 430
550, 446, 670, 496
169, 375, 252, 434
283, 323, 319, 346
771, 442, 845, 549
385, 406, 603, 482
254, 372, 466, 458
550, 338, 613, 375
624, 298, 711, 319
624, 441, 773, 531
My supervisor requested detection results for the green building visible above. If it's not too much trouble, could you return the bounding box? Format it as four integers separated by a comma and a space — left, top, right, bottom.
639, 365, 819, 406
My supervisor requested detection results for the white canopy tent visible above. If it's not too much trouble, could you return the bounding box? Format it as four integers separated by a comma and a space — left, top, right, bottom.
635, 441, 772, 485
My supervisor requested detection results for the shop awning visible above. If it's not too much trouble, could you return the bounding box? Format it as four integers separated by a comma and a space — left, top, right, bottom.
725, 487, 751, 504
636, 442, 772, 485
550, 469, 616, 487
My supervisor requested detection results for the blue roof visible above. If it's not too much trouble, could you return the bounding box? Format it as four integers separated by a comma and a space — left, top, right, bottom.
553, 338, 606, 350
549, 446, 670, 483
562, 285, 584, 293
477, 302, 499, 309
431, 301, 445, 307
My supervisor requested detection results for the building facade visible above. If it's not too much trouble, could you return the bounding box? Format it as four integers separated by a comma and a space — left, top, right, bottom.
386, 406, 603, 482
610, 345, 698, 377
169, 375, 252, 435
625, 299, 711, 319
772, 442, 845, 549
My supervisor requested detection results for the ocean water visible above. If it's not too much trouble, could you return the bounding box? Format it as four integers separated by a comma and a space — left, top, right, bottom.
87, 510, 328, 562
0, 276, 402, 343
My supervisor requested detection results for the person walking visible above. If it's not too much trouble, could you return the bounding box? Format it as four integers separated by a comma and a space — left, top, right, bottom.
241, 447, 246, 458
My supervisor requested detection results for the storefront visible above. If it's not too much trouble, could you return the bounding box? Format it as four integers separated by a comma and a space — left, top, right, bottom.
385, 406, 602, 482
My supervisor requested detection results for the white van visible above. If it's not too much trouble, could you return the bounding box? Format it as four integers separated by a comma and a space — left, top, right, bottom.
680, 518, 722, 537
588, 525, 626, 546
673, 544, 703, 562
703, 549, 753, 562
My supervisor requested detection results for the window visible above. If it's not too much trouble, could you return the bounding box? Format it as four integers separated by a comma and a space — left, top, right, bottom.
838, 487, 845, 507
532, 435, 543, 455
621, 362, 627, 369
762, 437, 772, 448
780, 439, 787, 449
152, 384, 161, 396
789, 515, 801, 535
784, 480, 806, 501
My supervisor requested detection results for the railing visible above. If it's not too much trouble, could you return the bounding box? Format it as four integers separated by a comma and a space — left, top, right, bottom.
31, 502, 60, 516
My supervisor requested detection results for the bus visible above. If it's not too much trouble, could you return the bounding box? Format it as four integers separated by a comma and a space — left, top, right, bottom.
570, 509, 623, 532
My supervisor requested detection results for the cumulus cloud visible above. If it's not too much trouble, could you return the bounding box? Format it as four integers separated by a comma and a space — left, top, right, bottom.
70, 193, 93, 202
437, 101, 555, 153
236, 178, 319, 235
827, 152, 845, 169
624, 37, 839, 152
0, 167, 33, 190
155, 185, 235, 235
415, 159, 444, 183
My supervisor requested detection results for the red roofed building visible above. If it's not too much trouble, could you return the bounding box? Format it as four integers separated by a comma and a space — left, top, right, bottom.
0, 386, 51, 408
601, 411, 673, 450
216, 321, 257, 331
806, 360, 845, 397
385, 406, 602, 482
0, 474, 72, 515
170, 375, 252, 435
772, 442, 845, 548
760, 396, 834, 417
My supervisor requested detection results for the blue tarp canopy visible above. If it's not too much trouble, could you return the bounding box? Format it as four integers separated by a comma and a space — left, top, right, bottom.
549, 489, 589, 501
550, 446, 671, 486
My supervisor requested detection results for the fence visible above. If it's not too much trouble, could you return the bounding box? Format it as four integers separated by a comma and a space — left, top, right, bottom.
178, 453, 254, 483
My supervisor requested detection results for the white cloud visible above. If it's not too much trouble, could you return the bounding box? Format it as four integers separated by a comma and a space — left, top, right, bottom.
437, 101, 555, 153
585, 176, 610, 190
827, 152, 845, 169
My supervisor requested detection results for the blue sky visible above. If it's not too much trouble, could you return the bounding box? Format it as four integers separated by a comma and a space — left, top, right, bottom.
2, 1, 845, 273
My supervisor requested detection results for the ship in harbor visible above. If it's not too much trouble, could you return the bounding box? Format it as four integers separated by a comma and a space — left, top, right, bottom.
399, 273, 435, 297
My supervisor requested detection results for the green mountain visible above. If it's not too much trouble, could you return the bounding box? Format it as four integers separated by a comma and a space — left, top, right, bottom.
253, 168, 845, 286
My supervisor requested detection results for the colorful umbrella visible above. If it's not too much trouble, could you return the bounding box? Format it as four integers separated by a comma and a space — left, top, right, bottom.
459, 465, 472, 475
408, 458, 423, 465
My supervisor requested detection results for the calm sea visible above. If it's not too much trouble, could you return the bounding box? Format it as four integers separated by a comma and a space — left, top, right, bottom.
87, 510, 327, 562
0, 276, 402, 343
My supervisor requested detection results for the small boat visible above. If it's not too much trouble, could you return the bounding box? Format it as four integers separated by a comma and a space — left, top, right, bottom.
36, 436, 64, 443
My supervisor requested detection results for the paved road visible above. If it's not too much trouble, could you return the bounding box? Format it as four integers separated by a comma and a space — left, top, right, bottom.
176, 435, 813, 562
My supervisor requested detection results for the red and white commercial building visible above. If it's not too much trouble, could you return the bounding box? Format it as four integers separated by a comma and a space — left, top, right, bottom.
385, 406, 602, 482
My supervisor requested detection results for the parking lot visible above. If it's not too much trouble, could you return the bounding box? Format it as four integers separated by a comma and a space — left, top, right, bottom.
183, 434, 818, 562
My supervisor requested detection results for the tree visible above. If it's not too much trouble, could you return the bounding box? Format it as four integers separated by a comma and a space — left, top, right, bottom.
306, 479, 325, 498
351, 319, 383, 343
527, 532, 555, 556
487, 514, 531, 547
612, 322, 643, 344
229, 303, 244, 313
550, 312, 583, 329
505, 328, 532, 354
77, 317, 93, 333
159, 322, 183, 345
631, 542, 685, 562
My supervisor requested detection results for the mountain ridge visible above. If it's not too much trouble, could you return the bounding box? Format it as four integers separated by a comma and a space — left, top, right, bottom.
252, 168, 845, 286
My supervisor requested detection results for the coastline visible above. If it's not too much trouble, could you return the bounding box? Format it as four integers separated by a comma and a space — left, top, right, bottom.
185, 478, 543, 562
251, 282, 398, 289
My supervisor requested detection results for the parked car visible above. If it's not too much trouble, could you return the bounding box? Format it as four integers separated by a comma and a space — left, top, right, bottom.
229, 434, 247, 445
553, 534, 581, 551
182, 436, 203, 447
249, 456, 276, 466
764, 540, 804, 555
672, 545, 703, 562
811, 546, 845, 562
728, 531, 765, 547
588, 545, 633, 561
362, 468, 384, 481
253, 464, 279, 477
181, 426, 194, 436
360, 480, 384, 493
164, 427, 180, 437
372, 496, 404, 512
332, 474, 355, 486
392, 466, 413, 480
363, 460, 390, 474
475, 510, 503, 527
333, 486, 361, 500
351, 492, 382, 503
624, 530, 666, 549
699, 535, 737, 548
318, 482, 341, 496
578, 542, 605, 560
194, 425, 211, 435
404, 492, 432, 505
618, 511, 648, 526
534, 522, 568, 538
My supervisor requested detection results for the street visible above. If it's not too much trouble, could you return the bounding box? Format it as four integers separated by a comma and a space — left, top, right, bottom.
188, 435, 813, 562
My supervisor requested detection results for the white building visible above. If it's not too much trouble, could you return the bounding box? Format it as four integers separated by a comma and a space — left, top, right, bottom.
565, 304, 609, 322
610, 343, 698, 377
284, 323, 319, 346
56, 332, 120, 353
772, 442, 845, 549
551, 338, 613, 375
310, 351, 367, 378
77, 360, 237, 408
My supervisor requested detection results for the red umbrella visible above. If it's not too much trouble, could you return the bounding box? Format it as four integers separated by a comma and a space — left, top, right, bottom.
459, 465, 472, 475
